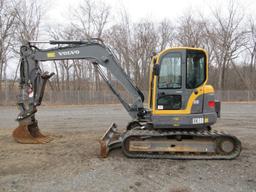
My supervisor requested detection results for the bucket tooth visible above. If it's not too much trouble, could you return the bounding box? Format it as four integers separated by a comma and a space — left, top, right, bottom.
12, 121, 53, 144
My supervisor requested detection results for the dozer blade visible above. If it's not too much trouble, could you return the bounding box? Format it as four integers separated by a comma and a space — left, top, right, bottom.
99, 123, 122, 158
13, 120, 53, 144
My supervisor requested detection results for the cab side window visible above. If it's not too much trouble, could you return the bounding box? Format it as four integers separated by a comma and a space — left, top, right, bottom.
186, 51, 206, 89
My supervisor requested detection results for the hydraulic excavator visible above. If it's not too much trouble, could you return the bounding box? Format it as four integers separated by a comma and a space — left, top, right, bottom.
13, 39, 241, 159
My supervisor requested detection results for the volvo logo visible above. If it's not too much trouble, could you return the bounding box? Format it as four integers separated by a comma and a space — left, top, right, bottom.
58, 50, 80, 56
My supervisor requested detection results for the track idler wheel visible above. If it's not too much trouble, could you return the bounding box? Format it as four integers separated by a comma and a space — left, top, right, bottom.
13, 121, 53, 144
216, 137, 236, 154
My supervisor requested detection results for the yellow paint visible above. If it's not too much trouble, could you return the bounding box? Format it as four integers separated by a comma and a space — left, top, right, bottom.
47, 52, 56, 58
148, 56, 157, 109
149, 47, 214, 115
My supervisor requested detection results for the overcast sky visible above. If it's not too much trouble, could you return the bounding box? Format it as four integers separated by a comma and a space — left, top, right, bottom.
44, 0, 256, 26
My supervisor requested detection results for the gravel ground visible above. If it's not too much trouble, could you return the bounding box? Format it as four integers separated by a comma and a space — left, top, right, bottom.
0, 103, 256, 192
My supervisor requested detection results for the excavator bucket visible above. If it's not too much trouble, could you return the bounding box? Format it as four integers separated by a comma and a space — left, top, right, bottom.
13, 120, 53, 144
99, 123, 122, 158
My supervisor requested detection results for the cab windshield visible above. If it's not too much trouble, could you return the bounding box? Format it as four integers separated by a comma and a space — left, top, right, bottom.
158, 52, 182, 89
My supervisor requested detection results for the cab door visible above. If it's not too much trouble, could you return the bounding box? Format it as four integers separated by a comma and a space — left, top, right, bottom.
154, 49, 207, 115
185, 50, 207, 113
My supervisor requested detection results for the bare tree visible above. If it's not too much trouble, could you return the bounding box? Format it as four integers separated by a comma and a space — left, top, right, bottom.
48, 26, 80, 90
131, 20, 158, 88
106, 17, 158, 89
176, 13, 206, 47
10, 0, 43, 88
204, 0, 248, 89
104, 10, 132, 78
246, 19, 256, 90
0, 0, 16, 91
13, 0, 42, 44
157, 19, 174, 50
71, 0, 111, 91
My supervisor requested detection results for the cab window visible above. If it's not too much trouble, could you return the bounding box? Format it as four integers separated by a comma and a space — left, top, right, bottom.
186, 51, 206, 89
158, 53, 182, 89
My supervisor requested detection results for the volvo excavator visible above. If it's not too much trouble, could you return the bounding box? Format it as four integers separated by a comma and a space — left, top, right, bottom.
13, 38, 241, 159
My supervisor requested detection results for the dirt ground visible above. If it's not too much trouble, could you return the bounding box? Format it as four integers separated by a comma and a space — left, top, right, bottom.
0, 103, 256, 192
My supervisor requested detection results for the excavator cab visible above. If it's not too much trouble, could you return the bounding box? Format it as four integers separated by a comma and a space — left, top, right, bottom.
148, 48, 219, 130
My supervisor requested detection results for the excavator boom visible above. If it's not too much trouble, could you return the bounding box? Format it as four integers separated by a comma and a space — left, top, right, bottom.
14, 39, 147, 148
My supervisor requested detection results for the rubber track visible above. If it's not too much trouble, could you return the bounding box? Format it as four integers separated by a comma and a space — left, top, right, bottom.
122, 129, 241, 160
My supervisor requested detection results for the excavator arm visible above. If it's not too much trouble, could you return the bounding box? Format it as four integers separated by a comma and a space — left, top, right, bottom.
13, 39, 147, 154
17, 39, 145, 120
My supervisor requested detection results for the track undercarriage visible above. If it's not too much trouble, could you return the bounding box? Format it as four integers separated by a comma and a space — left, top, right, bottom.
100, 123, 241, 159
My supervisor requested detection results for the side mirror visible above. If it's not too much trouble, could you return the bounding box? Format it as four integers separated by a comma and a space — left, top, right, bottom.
153, 65, 160, 76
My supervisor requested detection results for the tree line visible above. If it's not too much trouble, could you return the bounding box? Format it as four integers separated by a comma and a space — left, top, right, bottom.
1, 0, 256, 95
